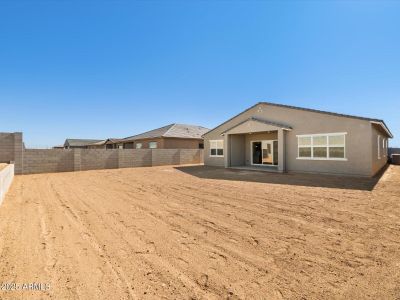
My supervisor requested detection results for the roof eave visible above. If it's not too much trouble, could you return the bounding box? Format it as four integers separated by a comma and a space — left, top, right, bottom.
220, 117, 292, 135
203, 101, 393, 137
370, 121, 394, 138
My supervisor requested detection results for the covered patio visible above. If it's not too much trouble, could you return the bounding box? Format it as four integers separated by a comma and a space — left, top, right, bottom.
221, 117, 292, 173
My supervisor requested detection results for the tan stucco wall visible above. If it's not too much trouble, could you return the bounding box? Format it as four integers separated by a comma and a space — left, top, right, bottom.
229, 135, 246, 166
204, 103, 388, 176
162, 138, 203, 149
121, 138, 202, 150
371, 123, 389, 175
244, 132, 277, 166
128, 138, 164, 149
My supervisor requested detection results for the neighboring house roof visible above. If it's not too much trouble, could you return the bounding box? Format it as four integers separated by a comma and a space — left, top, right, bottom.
88, 140, 107, 146
221, 117, 292, 134
121, 124, 209, 142
64, 139, 103, 147
204, 102, 393, 138
89, 138, 122, 146
105, 138, 123, 144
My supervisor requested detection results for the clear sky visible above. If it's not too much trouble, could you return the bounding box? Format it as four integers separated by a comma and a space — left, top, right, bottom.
0, 1, 399, 148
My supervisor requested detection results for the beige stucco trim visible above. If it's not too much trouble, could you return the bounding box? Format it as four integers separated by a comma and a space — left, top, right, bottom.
223, 118, 291, 135
370, 121, 393, 138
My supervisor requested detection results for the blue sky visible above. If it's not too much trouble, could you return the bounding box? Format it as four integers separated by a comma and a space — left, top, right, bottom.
0, 1, 399, 147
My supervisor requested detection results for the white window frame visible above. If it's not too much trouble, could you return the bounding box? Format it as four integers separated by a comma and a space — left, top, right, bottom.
296, 132, 347, 161
377, 135, 381, 159
386, 139, 389, 157
250, 140, 278, 166
382, 138, 385, 157
149, 141, 158, 149
209, 140, 224, 157
135, 143, 142, 149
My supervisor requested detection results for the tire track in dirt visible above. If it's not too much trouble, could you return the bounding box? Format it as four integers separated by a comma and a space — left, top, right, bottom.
1, 166, 399, 299
48, 175, 218, 299
46, 180, 137, 300
66, 171, 305, 297
50, 172, 272, 296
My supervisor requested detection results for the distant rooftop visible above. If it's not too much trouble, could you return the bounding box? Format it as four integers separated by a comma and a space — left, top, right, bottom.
64, 139, 103, 147
121, 124, 209, 142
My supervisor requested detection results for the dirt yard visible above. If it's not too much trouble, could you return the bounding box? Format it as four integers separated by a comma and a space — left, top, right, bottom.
0, 165, 399, 299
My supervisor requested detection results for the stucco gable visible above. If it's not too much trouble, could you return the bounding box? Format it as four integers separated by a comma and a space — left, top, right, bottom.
222, 117, 292, 135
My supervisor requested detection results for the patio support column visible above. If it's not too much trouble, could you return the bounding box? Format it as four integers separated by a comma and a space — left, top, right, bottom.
278, 129, 286, 172
224, 134, 229, 168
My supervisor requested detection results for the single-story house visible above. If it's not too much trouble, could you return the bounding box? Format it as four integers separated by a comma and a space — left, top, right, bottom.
389, 147, 400, 157
115, 123, 209, 149
203, 102, 393, 177
63, 139, 103, 149
86, 139, 123, 149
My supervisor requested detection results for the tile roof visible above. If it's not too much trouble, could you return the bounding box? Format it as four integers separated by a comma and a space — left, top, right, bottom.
64, 139, 103, 147
121, 124, 209, 142
204, 102, 393, 138
260, 101, 385, 123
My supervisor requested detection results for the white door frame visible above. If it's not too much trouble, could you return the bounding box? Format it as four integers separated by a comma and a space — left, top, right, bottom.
250, 140, 278, 166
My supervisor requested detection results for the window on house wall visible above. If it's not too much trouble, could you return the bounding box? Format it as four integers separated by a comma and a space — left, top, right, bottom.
135, 143, 142, 149
377, 135, 381, 159
210, 140, 224, 157
123, 142, 133, 149
149, 142, 157, 149
382, 138, 385, 157
386, 139, 389, 156
297, 133, 346, 160
383, 138, 387, 157
199, 143, 204, 149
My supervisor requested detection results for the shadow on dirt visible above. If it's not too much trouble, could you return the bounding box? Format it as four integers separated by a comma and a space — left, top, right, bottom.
175, 165, 389, 191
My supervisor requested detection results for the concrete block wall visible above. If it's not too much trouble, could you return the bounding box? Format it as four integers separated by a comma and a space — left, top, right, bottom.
0, 133, 16, 163
0, 132, 23, 174
0, 132, 203, 175
180, 149, 201, 165
80, 149, 119, 171
152, 149, 180, 166
23, 149, 74, 174
0, 164, 15, 206
21, 149, 203, 174
118, 149, 152, 168
13, 133, 24, 174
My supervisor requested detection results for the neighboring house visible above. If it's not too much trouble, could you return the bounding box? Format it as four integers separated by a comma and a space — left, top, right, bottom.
203, 102, 393, 177
114, 124, 209, 150
63, 139, 103, 149
389, 147, 400, 157
53, 145, 64, 149
86, 139, 123, 149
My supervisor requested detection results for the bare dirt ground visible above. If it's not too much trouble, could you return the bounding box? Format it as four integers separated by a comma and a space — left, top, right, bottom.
0, 165, 399, 300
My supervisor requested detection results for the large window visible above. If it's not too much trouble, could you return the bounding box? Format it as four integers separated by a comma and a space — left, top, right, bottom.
149, 142, 157, 149
297, 133, 346, 160
210, 140, 224, 157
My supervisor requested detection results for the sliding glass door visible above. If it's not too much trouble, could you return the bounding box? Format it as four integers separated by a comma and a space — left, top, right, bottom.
251, 140, 278, 165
